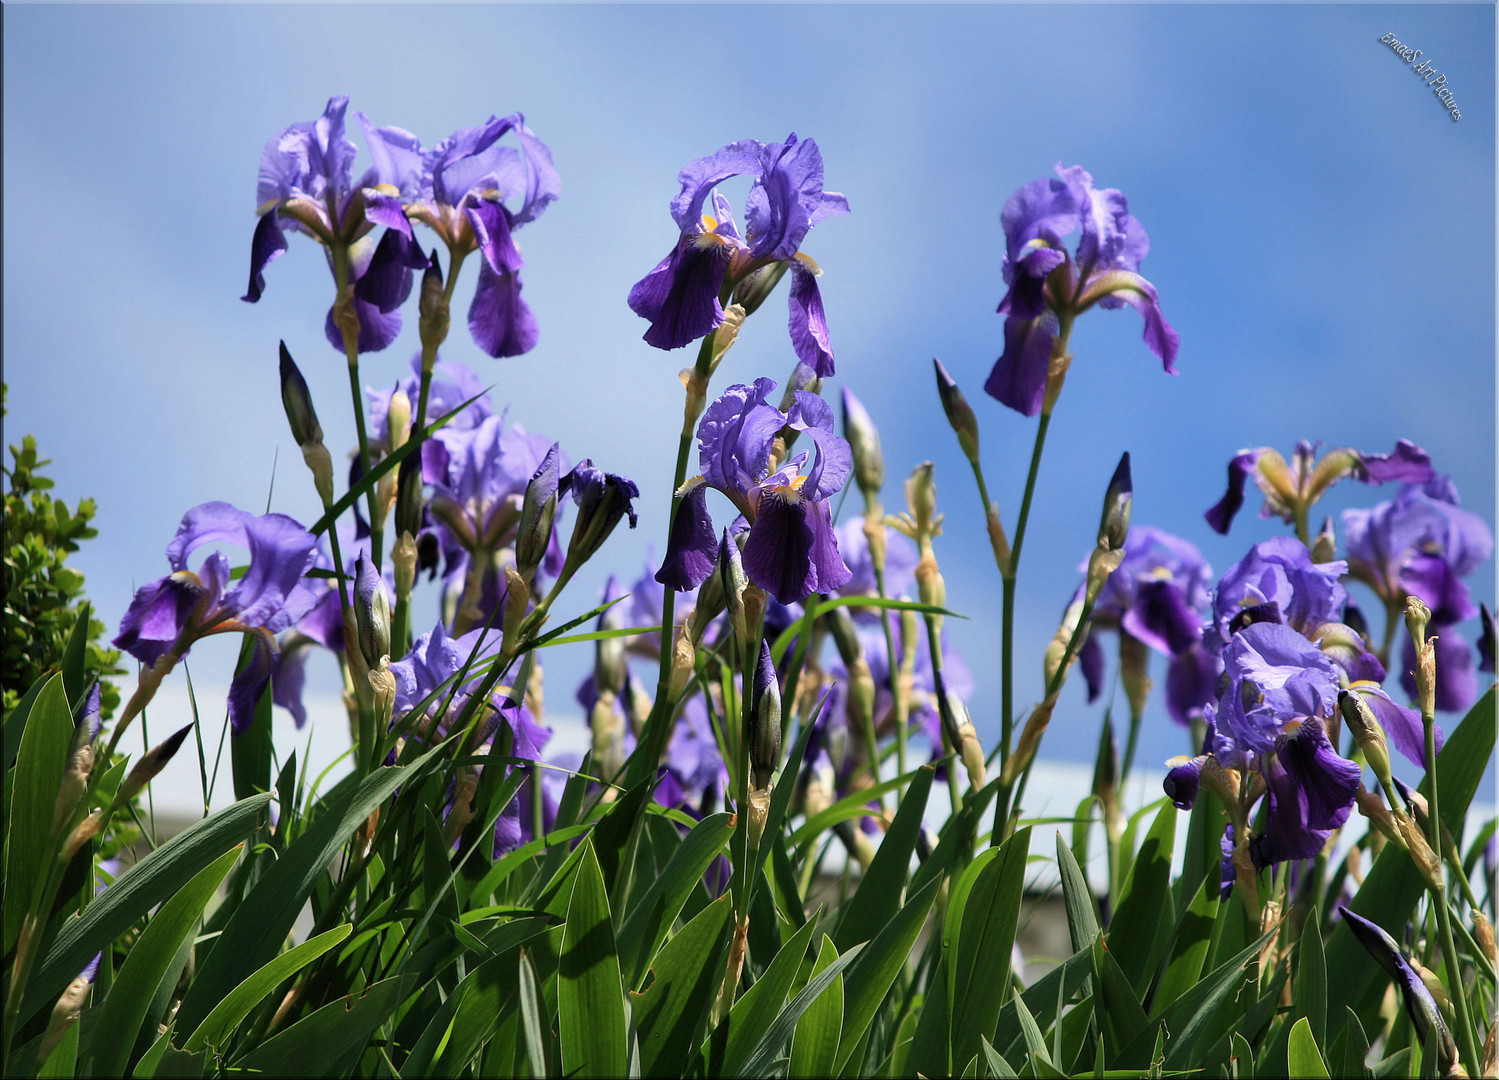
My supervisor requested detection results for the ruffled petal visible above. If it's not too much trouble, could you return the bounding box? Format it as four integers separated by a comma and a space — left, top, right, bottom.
628, 236, 733, 351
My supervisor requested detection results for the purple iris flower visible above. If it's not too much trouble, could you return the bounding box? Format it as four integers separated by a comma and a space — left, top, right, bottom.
985, 164, 1179, 416
628, 135, 848, 374
1205, 438, 1433, 536
114, 502, 318, 734
657, 379, 853, 604
391, 113, 560, 358
391, 621, 551, 760
1074, 525, 1222, 725
1339, 908, 1457, 1074
244, 96, 428, 353
1344, 474, 1492, 714
421, 413, 565, 627
1206, 537, 1348, 656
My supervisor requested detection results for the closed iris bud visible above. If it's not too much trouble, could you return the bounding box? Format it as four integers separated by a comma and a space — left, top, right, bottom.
354, 552, 391, 669
748, 641, 783, 791
278, 342, 324, 449
841, 387, 884, 499
1311, 516, 1338, 563
777, 362, 822, 413
594, 587, 627, 696
1339, 689, 1394, 794
386, 389, 412, 453
730, 260, 789, 318
116, 723, 194, 808
933, 358, 980, 465
563, 461, 640, 569
394, 452, 424, 542
37, 954, 100, 1068
418, 250, 449, 352
1097, 452, 1132, 552
1405, 596, 1431, 650
516, 444, 561, 581
719, 530, 749, 643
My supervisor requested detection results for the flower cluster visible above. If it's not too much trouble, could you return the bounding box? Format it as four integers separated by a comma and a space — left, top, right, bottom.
246, 96, 559, 358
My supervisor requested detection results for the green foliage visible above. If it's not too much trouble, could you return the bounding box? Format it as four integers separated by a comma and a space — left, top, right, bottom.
2, 390, 121, 719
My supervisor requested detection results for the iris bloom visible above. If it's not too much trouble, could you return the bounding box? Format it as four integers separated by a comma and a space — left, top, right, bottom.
657, 378, 852, 604
1207, 538, 1348, 656
1205, 438, 1433, 536
986, 164, 1178, 416
1344, 474, 1493, 713
1074, 526, 1221, 724
114, 502, 318, 733
243, 96, 428, 353
377, 113, 560, 357
628, 135, 848, 374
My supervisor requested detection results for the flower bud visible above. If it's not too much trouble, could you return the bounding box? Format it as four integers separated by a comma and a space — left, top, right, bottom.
1119, 632, 1152, 718
278, 342, 324, 449
1340, 907, 1457, 1076
594, 588, 627, 697
36, 954, 100, 1068
1085, 544, 1126, 605
418, 250, 449, 353
903, 462, 940, 541
502, 568, 531, 646
1097, 453, 1133, 552
841, 387, 884, 500
706, 304, 746, 377
394, 452, 424, 543
1405, 595, 1432, 651
52, 742, 94, 838
1339, 689, 1394, 794
303, 442, 334, 507
1356, 788, 1402, 844
393, 531, 418, 604
1046, 597, 1087, 688
516, 444, 561, 582
718, 530, 749, 644
60, 808, 103, 863
116, 723, 194, 808
731, 260, 789, 317
746, 787, 772, 851
933, 358, 980, 465
386, 389, 412, 453
1310, 516, 1338, 563
591, 692, 626, 779
1473, 911, 1497, 966
562, 461, 639, 569
777, 362, 822, 414
748, 641, 783, 791
1199, 758, 1242, 812
1002, 699, 1055, 785
354, 552, 391, 669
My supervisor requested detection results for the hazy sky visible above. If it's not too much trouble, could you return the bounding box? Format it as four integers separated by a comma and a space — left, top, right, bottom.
5, 4, 1494, 808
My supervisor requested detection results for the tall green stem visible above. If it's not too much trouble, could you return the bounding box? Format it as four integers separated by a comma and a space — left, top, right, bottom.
330, 240, 382, 569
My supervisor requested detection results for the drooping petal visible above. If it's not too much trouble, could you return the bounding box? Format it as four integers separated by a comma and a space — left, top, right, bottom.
1163, 754, 1204, 810
1249, 755, 1334, 868
114, 573, 206, 667
1204, 449, 1264, 536
1079, 631, 1105, 702
353, 229, 424, 314
228, 632, 276, 736
984, 313, 1059, 417
242, 210, 289, 303
656, 479, 718, 592
1275, 718, 1360, 831
787, 258, 835, 376
1078, 269, 1179, 373
272, 638, 313, 728
628, 236, 734, 351
1165, 645, 1221, 726
324, 295, 404, 353
463, 196, 523, 275
467, 262, 539, 358
1123, 578, 1205, 657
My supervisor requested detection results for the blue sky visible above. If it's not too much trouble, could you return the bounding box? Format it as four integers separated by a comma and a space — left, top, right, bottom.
5, 4, 1494, 800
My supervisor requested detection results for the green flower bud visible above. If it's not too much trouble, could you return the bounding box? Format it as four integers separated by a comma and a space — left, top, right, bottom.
1097, 452, 1132, 552
933, 358, 980, 464
748, 641, 783, 791
730, 260, 790, 317
278, 341, 324, 448
841, 387, 885, 499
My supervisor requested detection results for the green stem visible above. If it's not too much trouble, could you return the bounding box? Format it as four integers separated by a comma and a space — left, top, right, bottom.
329, 240, 382, 569
629, 332, 719, 787
872, 557, 906, 798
